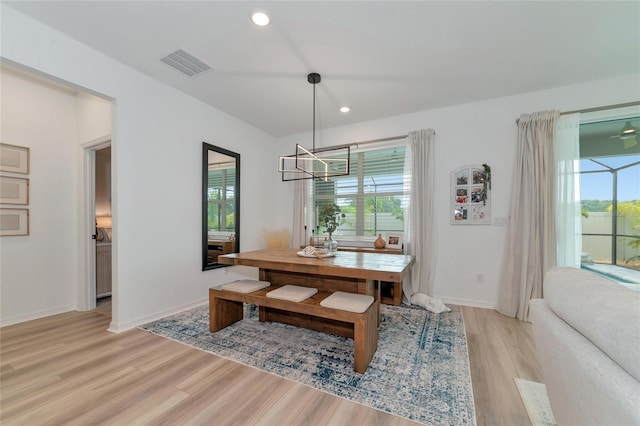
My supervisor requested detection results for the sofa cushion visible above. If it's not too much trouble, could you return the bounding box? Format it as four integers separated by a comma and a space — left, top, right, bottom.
543, 267, 640, 381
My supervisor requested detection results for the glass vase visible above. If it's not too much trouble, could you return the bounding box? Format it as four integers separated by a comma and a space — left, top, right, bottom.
324, 234, 338, 255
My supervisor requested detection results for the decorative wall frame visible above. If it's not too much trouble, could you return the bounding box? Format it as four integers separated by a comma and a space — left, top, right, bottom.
0, 143, 30, 174
0, 208, 29, 236
0, 176, 29, 205
451, 164, 491, 225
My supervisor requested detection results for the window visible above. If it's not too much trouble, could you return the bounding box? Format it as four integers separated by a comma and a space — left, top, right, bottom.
580, 116, 640, 273
308, 146, 408, 240
207, 169, 235, 231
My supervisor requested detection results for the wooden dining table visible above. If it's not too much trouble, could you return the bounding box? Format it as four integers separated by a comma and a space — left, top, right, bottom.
218, 248, 415, 333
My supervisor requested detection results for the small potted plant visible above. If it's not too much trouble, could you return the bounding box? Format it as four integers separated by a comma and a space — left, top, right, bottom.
316, 201, 345, 254
482, 163, 491, 205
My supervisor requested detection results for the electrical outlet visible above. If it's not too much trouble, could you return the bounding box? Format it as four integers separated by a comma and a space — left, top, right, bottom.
493, 216, 508, 226
475, 273, 484, 283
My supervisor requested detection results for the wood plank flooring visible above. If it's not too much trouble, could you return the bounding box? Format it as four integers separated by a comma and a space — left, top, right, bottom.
0, 305, 542, 425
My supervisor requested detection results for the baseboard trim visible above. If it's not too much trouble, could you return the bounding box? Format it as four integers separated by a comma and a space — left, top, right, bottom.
0, 295, 496, 330
0, 304, 77, 327
439, 296, 496, 310
108, 297, 209, 333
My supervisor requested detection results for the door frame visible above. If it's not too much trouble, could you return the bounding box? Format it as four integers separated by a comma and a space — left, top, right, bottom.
80, 135, 111, 311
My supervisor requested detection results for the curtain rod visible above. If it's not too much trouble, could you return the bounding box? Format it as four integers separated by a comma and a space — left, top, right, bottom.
314, 134, 408, 153
560, 101, 640, 116
515, 101, 640, 124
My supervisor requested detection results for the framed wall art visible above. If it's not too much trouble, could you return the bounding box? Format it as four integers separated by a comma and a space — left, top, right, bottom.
0, 208, 29, 236
0, 143, 30, 174
451, 164, 491, 225
0, 176, 29, 205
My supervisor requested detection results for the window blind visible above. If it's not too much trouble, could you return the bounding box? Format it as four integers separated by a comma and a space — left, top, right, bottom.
310, 146, 409, 237
207, 169, 235, 231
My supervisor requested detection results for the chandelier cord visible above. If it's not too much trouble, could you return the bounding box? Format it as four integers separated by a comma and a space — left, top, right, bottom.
312, 81, 316, 153
279, 72, 348, 182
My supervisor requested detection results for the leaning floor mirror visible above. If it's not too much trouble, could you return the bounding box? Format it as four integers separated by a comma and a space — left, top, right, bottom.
202, 142, 240, 270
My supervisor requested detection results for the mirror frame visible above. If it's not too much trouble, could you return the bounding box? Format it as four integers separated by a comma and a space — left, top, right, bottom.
202, 142, 240, 270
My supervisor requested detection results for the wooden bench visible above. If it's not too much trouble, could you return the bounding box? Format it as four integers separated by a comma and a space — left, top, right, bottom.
209, 284, 378, 373
336, 246, 404, 306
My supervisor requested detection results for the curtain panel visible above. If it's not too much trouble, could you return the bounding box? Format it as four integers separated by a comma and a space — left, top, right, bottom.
555, 113, 582, 268
404, 129, 438, 299
291, 179, 307, 249
498, 111, 559, 321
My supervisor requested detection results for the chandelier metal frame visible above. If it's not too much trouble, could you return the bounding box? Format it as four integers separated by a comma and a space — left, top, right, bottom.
278, 73, 350, 182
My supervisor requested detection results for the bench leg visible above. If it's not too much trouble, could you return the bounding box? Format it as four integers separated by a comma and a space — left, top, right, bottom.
353, 304, 378, 374
209, 291, 243, 332
364, 279, 381, 327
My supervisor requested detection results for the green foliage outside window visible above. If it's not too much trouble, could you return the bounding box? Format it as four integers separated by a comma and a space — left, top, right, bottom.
207, 205, 235, 230
607, 200, 640, 250
581, 199, 613, 212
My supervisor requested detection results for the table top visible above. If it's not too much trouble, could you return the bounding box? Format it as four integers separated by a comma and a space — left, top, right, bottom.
218, 248, 415, 282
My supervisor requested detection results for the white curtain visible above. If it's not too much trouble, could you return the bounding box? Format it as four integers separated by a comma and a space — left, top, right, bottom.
291, 179, 307, 248
404, 129, 444, 312
555, 113, 582, 268
498, 111, 559, 321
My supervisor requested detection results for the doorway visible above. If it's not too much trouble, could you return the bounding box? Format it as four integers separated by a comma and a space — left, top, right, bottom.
95, 145, 112, 316
81, 136, 112, 315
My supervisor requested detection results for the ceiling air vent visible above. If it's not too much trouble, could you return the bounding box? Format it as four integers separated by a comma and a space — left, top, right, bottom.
160, 49, 212, 77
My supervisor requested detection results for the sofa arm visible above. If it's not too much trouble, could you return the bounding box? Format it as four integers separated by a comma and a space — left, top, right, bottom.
530, 299, 640, 426
543, 267, 640, 382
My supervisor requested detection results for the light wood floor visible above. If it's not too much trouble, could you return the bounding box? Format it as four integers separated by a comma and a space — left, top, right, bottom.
0, 305, 542, 425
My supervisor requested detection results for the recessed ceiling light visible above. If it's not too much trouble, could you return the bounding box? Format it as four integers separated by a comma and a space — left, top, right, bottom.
251, 11, 270, 27
340, 106, 351, 113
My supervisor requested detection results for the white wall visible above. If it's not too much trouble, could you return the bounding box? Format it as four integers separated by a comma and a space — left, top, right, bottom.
0, 68, 81, 323
3, 4, 638, 324
1, 5, 277, 329
275, 73, 640, 308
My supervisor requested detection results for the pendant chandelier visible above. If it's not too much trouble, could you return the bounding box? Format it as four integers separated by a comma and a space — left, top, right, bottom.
278, 73, 350, 181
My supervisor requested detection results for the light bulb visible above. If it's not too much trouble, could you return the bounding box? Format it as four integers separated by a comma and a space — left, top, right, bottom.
251, 11, 270, 27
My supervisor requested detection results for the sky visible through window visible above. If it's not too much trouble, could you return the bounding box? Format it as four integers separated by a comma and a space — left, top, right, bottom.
580, 154, 640, 201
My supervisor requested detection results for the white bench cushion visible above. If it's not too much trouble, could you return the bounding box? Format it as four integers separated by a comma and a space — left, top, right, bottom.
220, 279, 270, 293
321, 291, 374, 313
266, 285, 318, 302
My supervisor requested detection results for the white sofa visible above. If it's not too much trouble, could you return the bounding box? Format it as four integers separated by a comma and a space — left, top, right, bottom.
530, 267, 640, 426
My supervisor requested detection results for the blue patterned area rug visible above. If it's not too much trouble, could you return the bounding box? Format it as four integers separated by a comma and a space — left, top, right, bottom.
139, 303, 476, 425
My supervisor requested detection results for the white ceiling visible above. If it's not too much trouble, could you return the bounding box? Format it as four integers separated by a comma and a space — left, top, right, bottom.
5, 1, 640, 137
